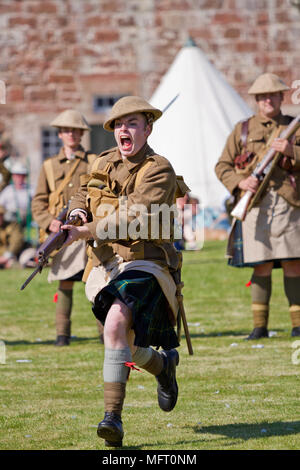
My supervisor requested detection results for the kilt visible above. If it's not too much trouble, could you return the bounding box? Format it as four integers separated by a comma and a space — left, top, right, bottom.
228, 188, 300, 268
47, 240, 87, 282
92, 270, 179, 350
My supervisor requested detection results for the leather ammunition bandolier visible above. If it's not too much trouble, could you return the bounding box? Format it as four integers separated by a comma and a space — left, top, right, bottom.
83, 156, 189, 281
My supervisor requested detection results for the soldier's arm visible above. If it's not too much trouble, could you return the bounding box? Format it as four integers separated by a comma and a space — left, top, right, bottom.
215, 122, 246, 195
289, 129, 300, 170
31, 164, 54, 231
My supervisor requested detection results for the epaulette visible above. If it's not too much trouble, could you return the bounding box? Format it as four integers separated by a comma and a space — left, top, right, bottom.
98, 146, 118, 158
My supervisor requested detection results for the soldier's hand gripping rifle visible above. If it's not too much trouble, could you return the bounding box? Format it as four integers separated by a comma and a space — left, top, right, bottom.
20, 213, 81, 291
231, 114, 300, 221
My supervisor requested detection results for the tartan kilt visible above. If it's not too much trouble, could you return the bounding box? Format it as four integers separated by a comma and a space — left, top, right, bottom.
92, 270, 179, 350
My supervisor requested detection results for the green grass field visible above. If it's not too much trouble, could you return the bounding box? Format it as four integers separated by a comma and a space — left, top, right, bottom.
0, 240, 299, 450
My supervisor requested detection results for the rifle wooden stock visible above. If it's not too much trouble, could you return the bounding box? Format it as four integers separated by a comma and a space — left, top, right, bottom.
20, 215, 81, 290
230, 114, 300, 221
230, 190, 253, 221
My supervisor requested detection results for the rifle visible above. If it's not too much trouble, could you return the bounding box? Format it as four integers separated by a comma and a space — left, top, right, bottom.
231, 114, 300, 221
20, 214, 81, 290
171, 251, 193, 355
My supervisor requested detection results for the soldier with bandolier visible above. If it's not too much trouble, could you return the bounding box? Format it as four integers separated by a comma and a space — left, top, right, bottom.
215, 73, 300, 340
32, 110, 98, 346
61, 96, 189, 447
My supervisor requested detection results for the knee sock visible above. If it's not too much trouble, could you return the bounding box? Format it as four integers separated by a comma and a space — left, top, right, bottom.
132, 347, 164, 376
283, 276, 300, 328
251, 275, 272, 328
55, 288, 73, 337
103, 347, 132, 416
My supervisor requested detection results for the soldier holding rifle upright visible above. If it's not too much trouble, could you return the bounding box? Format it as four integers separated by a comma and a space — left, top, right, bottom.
61, 96, 189, 447
215, 73, 300, 340
31, 110, 99, 346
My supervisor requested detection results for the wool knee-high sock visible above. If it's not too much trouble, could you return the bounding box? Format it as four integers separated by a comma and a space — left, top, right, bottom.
283, 276, 300, 328
103, 347, 132, 416
251, 275, 272, 328
55, 288, 73, 337
132, 347, 164, 376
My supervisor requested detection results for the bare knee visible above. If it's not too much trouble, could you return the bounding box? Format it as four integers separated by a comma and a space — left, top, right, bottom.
59, 280, 74, 290
104, 299, 132, 349
282, 260, 300, 277
253, 262, 273, 277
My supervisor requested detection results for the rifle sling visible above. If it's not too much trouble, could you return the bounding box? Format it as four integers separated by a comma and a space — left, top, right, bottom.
46, 158, 81, 215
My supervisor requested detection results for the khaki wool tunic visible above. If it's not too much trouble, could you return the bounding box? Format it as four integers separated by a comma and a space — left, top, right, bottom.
68, 143, 180, 321
215, 112, 300, 264
32, 146, 97, 281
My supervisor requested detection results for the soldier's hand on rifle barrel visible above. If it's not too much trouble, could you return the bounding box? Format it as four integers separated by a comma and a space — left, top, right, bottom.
60, 224, 92, 246
238, 175, 259, 194
271, 138, 294, 158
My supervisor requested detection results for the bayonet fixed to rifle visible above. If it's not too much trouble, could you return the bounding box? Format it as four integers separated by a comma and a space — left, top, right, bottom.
20, 214, 81, 291
231, 114, 300, 221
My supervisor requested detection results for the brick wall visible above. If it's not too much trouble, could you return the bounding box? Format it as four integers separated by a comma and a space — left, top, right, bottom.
0, 0, 300, 182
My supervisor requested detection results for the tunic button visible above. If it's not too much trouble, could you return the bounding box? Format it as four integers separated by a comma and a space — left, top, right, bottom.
68, 183, 73, 188
66, 160, 70, 164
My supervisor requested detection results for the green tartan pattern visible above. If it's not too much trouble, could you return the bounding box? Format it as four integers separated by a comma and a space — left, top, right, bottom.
92, 270, 179, 350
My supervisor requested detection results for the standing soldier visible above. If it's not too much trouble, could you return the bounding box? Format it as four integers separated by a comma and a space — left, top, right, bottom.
31, 109, 100, 346
215, 73, 300, 340
61, 96, 188, 447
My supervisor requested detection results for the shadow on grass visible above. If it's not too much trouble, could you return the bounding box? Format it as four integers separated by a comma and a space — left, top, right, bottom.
123, 421, 300, 450
193, 420, 300, 440
121, 420, 300, 450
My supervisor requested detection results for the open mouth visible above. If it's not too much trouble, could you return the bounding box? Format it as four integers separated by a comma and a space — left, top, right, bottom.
120, 135, 132, 150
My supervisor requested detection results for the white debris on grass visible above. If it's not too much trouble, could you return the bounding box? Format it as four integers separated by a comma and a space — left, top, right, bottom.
269, 331, 277, 337
16, 359, 32, 363
251, 344, 264, 349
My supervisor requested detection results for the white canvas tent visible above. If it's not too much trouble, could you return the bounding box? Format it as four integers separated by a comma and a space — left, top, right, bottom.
148, 38, 253, 209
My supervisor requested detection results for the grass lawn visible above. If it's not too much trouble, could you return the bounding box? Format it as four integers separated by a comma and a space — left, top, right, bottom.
0, 240, 299, 450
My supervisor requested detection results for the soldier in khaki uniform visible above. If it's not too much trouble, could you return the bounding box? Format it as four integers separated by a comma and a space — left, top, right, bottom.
215, 73, 300, 340
31, 109, 99, 346
62, 96, 186, 447
0, 204, 25, 268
